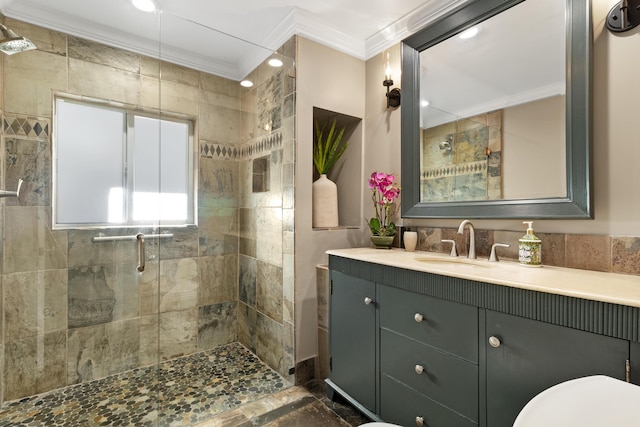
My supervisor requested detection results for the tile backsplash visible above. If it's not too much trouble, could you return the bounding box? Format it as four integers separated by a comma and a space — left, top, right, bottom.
414, 227, 640, 276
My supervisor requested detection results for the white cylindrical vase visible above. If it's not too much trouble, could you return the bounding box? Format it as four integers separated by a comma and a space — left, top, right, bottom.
313, 174, 339, 228
404, 231, 418, 252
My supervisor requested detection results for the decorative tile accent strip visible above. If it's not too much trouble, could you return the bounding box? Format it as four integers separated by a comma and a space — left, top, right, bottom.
0, 342, 287, 427
200, 133, 283, 160
422, 161, 487, 179
242, 132, 283, 159
200, 141, 242, 160
3, 114, 50, 138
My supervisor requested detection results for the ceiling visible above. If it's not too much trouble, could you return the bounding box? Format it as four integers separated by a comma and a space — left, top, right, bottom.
0, 0, 467, 80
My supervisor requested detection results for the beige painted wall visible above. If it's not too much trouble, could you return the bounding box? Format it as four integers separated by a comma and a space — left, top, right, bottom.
367, 0, 640, 236
364, 44, 403, 226
503, 95, 566, 199
295, 37, 366, 361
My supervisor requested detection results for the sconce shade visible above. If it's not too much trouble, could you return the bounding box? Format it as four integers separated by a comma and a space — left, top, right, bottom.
606, 0, 640, 32
0, 24, 36, 55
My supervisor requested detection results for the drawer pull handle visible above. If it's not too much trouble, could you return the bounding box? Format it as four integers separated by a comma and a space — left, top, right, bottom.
364, 297, 373, 305
415, 364, 424, 375
414, 313, 424, 322
489, 336, 502, 348
415, 416, 425, 426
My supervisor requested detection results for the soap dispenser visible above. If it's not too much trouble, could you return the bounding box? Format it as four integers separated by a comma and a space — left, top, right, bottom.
519, 221, 541, 267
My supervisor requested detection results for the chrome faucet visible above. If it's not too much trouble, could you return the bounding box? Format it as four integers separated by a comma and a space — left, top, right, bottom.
457, 220, 476, 259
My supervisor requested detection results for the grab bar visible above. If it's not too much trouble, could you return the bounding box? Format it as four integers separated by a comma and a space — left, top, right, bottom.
92, 232, 173, 272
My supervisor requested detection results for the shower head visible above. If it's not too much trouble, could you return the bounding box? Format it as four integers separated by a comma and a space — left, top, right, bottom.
0, 24, 36, 55
439, 136, 453, 151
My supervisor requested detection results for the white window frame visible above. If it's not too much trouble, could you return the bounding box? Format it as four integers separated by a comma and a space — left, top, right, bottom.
53, 95, 197, 229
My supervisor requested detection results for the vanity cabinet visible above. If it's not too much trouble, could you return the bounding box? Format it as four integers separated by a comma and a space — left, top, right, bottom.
328, 271, 377, 413
379, 285, 478, 426
485, 310, 629, 427
327, 254, 640, 427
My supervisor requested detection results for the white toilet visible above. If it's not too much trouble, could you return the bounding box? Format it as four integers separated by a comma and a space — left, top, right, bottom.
514, 375, 640, 426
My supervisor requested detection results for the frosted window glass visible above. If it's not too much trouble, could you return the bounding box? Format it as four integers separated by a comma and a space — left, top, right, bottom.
54, 98, 194, 228
133, 116, 189, 221
56, 100, 125, 225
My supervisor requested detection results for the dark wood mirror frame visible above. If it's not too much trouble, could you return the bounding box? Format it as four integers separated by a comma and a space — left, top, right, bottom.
401, 0, 592, 219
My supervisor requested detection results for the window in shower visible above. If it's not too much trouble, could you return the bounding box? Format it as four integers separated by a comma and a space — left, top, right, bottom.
53, 96, 196, 229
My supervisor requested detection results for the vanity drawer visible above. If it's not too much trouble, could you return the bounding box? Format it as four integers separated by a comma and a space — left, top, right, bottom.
379, 284, 478, 362
380, 329, 478, 422
381, 374, 477, 427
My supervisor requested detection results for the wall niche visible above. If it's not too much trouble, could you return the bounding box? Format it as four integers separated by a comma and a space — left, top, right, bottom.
312, 107, 362, 229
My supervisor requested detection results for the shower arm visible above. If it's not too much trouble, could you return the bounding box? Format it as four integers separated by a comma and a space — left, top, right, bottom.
0, 179, 24, 198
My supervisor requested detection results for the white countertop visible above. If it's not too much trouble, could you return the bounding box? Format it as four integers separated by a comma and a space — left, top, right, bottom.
326, 248, 640, 308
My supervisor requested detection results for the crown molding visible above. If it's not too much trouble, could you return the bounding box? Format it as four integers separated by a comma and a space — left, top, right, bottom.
365, 0, 468, 59
0, 0, 250, 79
0, 0, 465, 79
290, 7, 366, 60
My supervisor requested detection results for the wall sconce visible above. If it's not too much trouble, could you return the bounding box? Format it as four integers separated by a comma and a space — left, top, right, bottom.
383, 52, 401, 108
606, 0, 640, 32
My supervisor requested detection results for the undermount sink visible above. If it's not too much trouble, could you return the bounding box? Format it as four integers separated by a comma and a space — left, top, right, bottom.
414, 257, 493, 268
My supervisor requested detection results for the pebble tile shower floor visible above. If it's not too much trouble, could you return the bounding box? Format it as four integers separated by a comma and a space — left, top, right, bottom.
0, 342, 287, 426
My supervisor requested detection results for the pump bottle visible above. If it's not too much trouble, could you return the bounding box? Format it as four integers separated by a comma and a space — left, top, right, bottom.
519, 221, 541, 267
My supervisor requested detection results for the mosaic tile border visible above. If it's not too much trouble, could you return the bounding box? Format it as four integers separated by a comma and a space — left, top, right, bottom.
200, 141, 242, 159
422, 160, 488, 179
200, 133, 283, 160
2, 114, 50, 139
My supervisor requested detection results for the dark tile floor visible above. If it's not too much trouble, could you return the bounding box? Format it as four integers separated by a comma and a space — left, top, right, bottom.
194, 381, 371, 427
0, 342, 371, 427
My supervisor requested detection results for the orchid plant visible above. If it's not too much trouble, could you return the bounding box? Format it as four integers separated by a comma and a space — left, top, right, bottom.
367, 172, 401, 236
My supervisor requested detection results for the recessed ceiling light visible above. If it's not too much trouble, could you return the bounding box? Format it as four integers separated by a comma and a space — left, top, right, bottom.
240, 80, 254, 88
132, 0, 156, 12
268, 58, 283, 67
459, 27, 479, 39
421, 100, 430, 107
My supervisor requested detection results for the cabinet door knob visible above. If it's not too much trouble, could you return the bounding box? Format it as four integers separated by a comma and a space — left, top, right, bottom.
489, 336, 501, 348
364, 297, 373, 305
414, 364, 424, 375
415, 416, 425, 426
414, 313, 424, 322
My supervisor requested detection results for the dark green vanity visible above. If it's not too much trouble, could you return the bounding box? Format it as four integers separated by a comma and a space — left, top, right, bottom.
326, 252, 640, 427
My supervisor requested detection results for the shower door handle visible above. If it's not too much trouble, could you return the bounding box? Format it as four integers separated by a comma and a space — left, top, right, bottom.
136, 233, 145, 272
92, 232, 173, 273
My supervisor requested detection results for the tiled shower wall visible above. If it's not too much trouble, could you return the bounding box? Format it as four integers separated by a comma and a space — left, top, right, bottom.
236, 38, 296, 382
0, 16, 295, 405
421, 111, 502, 202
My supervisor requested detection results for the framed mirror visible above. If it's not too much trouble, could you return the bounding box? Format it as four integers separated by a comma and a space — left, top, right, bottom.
401, 0, 592, 219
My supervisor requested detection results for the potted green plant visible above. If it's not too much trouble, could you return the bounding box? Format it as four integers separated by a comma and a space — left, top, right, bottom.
312, 118, 348, 228
313, 118, 347, 177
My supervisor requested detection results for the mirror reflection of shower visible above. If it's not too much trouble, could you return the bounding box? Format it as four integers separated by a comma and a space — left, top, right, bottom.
0, 24, 36, 55
439, 135, 453, 152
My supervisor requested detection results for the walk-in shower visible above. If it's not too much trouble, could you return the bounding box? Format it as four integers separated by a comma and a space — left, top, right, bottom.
0, 8, 295, 426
